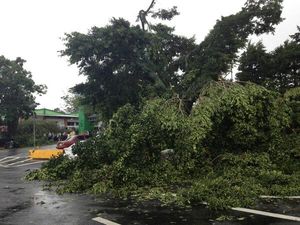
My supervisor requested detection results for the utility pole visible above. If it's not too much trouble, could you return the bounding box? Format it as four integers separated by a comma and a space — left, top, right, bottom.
230, 61, 233, 82
33, 112, 36, 149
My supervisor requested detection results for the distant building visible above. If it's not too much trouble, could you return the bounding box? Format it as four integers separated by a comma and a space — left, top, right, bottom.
34, 108, 79, 129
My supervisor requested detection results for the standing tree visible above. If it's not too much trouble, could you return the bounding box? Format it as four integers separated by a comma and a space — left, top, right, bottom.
237, 27, 300, 93
61, 93, 83, 113
61, 0, 284, 117
61, 15, 194, 119
236, 41, 272, 86
61, 19, 154, 119
0, 56, 46, 138
180, 0, 284, 111
271, 27, 300, 92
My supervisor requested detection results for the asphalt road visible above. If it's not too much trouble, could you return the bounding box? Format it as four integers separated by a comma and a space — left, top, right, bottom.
0, 145, 103, 225
1, 146, 300, 225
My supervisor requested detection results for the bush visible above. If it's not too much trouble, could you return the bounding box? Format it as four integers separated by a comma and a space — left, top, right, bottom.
15, 120, 63, 147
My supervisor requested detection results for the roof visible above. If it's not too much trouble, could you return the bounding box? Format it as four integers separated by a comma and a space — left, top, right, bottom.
35, 108, 78, 118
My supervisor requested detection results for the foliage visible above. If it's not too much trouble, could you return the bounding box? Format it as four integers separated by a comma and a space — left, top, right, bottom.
60, 0, 285, 118
237, 27, 300, 93
186, 175, 263, 210
136, 0, 179, 31
61, 93, 84, 113
180, 0, 284, 110
151, 6, 179, 21
26, 82, 300, 210
195, 82, 290, 155
0, 56, 46, 137
236, 41, 271, 86
26, 155, 75, 181
284, 87, 300, 129
271, 34, 300, 92
26, 0, 300, 212
185, 151, 300, 209
61, 18, 194, 119
61, 18, 150, 119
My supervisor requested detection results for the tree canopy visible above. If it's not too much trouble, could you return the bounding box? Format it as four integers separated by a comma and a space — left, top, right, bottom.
61, 0, 285, 117
180, 0, 284, 110
0, 56, 46, 137
236, 41, 271, 86
61, 18, 194, 119
237, 26, 300, 93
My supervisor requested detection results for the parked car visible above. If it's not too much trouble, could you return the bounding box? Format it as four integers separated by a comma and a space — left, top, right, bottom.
56, 134, 89, 157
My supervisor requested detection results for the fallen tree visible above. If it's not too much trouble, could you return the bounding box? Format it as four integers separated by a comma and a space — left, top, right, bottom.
27, 82, 300, 209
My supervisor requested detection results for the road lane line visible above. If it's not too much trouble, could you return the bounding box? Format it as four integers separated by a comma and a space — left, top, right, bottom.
0, 156, 16, 162
7, 158, 32, 166
13, 161, 44, 167
232, 207, 300, 222
92, 217, 121, 225
0, 157, 20, 164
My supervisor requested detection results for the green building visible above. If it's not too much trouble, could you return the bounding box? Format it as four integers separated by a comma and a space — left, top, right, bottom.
34, 108, 79, 130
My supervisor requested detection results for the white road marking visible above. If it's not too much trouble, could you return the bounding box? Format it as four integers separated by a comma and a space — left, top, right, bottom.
0, 157, 20, 164
260, 195, 300, 199
0, 156, 45, 168
13, 161, 44, 167
232, 207, 300, 222
0, 156, 17, 162
7, 158, 31, 166
92, 217, 121, 225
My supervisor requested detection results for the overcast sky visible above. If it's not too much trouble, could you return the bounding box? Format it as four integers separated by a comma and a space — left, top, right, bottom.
0, 0, 299, 110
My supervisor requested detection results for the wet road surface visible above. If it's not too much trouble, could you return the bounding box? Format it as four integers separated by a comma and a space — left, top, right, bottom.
0, 146, 300, 225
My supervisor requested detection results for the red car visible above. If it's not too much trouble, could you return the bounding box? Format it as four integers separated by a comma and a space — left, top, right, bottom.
56, 134, 89, 149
